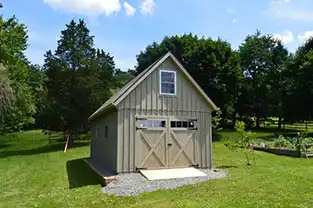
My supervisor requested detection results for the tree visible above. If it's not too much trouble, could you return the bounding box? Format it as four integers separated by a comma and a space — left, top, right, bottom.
0, 15, 35, 134
43, 19, 116, 147
27, 64, 47, 129
113, 69, 134, 89
43, 19, 95, 146
135, 34, 242, 125
88, 49, 115, 111
238, 31, 288, 128
0, 64, 14, 114
284, 37, 313, 124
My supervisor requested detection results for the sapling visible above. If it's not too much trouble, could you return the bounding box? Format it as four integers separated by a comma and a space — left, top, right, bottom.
224, 121, 256, 165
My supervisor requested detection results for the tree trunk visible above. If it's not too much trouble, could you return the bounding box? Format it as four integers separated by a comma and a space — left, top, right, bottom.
278, 117, 282, 130
68, 133, 74, 148
256, 117, 261, 129
231, 112, 237, 129
64, 130, 74, 153
245, 152, 251, 166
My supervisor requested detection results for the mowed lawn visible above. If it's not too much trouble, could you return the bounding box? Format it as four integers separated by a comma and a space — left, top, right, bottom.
1, 130, 313, 208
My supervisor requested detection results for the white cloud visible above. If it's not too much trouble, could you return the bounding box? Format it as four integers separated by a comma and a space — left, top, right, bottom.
269, 0, 313, 21
298, 30, 313, 43
232, 18, 237, 23
43, 0, 121, 17
273, 30, 294, 44
140, 0, 156, 15
123, 1, 136, 16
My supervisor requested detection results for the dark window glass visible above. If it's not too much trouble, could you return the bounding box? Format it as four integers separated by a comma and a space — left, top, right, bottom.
177, 121, 182, 127
105, 126, 108, 138
171, 121, 176, 127
183, 121, 188, 128
161, 83, 175, 94
161, 121, 166, 127
161, 71, 175, 82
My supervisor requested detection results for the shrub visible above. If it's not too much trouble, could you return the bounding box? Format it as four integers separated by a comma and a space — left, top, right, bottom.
212, 109, 223, 141
77, 131, 91, 140
224, 121, 256, 165
273, 135, 293, 149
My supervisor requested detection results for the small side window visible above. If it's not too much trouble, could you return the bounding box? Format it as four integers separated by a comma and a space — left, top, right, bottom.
96, 127, 100, 139
104, 126, 108, 139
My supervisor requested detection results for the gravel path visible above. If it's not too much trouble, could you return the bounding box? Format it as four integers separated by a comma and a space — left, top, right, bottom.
102, 169, 227, 196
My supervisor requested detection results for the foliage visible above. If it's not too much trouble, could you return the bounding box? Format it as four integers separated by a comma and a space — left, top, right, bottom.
42, 19, 121, 146
0, 64, 14, 114
43, 19, 95, 142
224, 121, 256, 165
238, 31, 289, 128
272, 135, 293, 148
0, 15, 36, 134
284, 38, 313, 123
212, 109, 223, 140
113, 69, 134, 89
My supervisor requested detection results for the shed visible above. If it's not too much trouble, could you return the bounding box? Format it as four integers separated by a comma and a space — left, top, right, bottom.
89, 52, 218, 173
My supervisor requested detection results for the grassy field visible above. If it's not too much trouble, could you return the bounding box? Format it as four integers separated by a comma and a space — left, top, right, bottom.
1, 129, 313, 208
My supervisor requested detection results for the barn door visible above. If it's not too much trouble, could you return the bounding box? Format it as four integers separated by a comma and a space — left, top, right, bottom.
168, 119, 198, 168
135, 118, 168, 169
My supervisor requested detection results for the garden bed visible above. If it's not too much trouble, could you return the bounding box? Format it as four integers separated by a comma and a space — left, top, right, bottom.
253, 147, 301, 157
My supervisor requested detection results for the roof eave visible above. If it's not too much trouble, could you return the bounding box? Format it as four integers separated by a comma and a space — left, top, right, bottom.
88, 104, 116, 121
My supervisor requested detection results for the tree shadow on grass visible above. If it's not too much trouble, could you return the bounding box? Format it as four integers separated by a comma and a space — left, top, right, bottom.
215, 165, 238, 169
0, 141, 89, 158
66, 158, 105, 189
0, 143, 11, 149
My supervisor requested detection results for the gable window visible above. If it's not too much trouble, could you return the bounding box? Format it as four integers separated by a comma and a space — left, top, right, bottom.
160, 70, 176, 95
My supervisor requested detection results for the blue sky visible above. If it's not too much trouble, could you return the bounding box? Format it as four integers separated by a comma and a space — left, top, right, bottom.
2, 0, 313, 70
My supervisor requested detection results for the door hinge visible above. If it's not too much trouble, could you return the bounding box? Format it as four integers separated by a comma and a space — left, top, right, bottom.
136, 127, 147, 131
136, 117, 147, 121
136, 167, 147, 171
188, 119, 198, 122
189, 164, 199, 168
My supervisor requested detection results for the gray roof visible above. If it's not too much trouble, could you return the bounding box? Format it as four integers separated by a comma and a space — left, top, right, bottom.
89, 52, 218, 120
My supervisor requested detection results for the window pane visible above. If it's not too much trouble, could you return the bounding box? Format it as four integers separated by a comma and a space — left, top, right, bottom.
161, 83, 175, 94
171, 121, 176, 127
139, 120, 147, 128
161, 71, 175, 82
142, 120, 166, 128
177, 121, 182, 127
183, 121, 188, 128
161, 121, 166, 127
189, 121, 195, 128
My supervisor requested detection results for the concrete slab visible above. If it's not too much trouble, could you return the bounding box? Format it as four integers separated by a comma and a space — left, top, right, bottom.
139, 167, 207, 181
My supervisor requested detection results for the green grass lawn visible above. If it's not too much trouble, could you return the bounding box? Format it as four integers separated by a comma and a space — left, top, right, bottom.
1, 129, 313, 208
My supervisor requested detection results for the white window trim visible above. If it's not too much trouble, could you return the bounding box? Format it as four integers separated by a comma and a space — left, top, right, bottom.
159, 70, 177, 95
